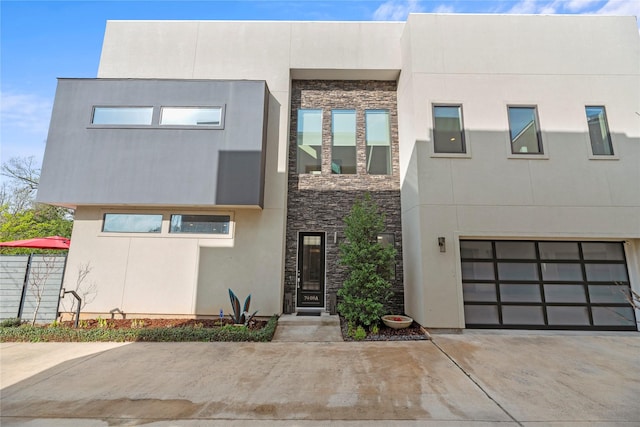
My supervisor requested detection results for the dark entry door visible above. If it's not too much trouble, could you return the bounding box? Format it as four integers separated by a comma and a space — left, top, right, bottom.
297, 232, 325, 308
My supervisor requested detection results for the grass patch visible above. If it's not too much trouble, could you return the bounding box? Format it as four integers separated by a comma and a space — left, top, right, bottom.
0, 315, 279, 343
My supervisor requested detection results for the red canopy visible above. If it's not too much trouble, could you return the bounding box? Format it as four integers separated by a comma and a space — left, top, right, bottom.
0, 236, 70, 250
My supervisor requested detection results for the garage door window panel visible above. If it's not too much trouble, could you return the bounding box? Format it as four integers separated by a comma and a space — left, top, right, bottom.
460, 240, 635, 330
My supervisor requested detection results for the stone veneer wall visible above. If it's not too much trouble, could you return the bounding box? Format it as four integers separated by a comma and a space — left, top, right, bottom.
284, 80, 404, 313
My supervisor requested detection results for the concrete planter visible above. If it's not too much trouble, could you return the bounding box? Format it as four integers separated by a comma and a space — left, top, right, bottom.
381, 315, 413, 329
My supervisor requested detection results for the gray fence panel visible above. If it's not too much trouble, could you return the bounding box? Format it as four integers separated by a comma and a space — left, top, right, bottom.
0, 254, 66, 323
0, 255, 30, 320
20, 255, 66, 324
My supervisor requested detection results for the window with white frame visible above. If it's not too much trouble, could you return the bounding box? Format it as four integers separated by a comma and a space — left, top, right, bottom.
585, 106, 614, 156
433, 105, 466, 154
508, 106, 543, 154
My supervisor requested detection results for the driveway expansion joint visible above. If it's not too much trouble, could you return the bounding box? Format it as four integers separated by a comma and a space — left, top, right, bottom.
430, 339, 523, 427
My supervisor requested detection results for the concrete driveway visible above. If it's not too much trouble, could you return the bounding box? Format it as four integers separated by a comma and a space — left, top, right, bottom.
1, 332, 639, 426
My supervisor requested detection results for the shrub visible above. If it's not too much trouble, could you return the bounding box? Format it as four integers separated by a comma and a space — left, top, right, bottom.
0, 318, 22, 328
353, 325, 367, 341
338, 194, 396, 329
0, 315, 279, 343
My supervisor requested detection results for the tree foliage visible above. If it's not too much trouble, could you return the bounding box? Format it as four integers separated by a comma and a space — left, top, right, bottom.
0, 156, 73, 254
337, 193, 396, 329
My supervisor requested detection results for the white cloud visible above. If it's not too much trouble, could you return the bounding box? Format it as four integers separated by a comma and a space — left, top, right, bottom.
564, 0, 602, 12
433, 4, 456, 13
596, 0, 640, 16
0, 92, 53, 135
507, 0, 543, 14
373, 0, 425, 21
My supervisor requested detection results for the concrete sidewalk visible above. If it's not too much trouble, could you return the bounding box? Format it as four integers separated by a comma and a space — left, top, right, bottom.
1, 332, 639, 426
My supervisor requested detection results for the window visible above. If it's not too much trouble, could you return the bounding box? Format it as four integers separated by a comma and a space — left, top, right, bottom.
433, 105, 465, 153
102, 214, 162, 233
365, 110, 391, 174
92, 107, 153, 125
331, 110, 357, 174
508, 106, 542, 154
585, 106, 613, 155
169, 215, 230, 234
297, 109, 322, 174
160, 107, 222, 126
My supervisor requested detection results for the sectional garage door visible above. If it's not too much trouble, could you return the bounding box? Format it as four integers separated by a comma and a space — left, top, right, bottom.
461, 240, 636, 330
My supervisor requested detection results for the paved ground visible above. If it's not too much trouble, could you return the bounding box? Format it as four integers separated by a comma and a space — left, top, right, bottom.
1, 328, 639, 426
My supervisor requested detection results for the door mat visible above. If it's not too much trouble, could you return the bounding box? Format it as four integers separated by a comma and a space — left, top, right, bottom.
296, 311, 321, 317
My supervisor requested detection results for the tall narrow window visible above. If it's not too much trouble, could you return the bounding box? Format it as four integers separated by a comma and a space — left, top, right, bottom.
508, 106, 543, 154
365, 110, 391, 175
297, 109, 322, 174
585, 106, 613, 155
433, 105, 465, 153
331, 110, 356, 174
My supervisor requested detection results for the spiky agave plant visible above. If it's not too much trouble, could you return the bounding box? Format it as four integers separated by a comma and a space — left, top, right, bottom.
228, 289, 258, 325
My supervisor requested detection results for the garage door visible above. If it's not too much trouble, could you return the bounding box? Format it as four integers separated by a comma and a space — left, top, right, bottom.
461, 240, 636, 330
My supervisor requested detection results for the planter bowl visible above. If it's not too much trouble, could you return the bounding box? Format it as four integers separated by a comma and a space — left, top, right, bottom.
381, 315, 413, 329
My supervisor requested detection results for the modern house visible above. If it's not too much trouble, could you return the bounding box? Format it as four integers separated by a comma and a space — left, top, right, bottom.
37, 14, 640, 331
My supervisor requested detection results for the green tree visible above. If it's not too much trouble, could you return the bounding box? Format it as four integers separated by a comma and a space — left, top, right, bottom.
337, 193, 396, 330
0, 156, 73, 254
0, 204, 73, 254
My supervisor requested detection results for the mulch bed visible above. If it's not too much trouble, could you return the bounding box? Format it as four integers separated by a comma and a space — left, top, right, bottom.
61, 318, 267, 330
339, 315, 429, 341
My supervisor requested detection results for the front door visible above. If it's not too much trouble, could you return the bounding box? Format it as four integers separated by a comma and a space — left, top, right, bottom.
297, 232, 325, 308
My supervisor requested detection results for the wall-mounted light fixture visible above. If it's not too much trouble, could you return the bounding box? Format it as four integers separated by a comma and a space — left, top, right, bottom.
438, 236, 446, 252
334, 231, 338, 244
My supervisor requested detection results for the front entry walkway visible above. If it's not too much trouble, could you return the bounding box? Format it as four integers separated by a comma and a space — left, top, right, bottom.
272, 313, 343, 342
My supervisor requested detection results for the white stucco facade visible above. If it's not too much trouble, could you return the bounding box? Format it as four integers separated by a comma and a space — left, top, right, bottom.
47, 14, 639, 329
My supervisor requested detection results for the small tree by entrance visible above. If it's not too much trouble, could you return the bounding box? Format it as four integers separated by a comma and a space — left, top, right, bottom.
337, 193, 396, 330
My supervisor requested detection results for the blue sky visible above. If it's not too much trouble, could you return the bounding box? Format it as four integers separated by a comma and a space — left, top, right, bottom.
1, 0, 638, 176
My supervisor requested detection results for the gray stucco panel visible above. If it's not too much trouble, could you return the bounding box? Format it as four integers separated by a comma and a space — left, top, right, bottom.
37, 79, 268, 208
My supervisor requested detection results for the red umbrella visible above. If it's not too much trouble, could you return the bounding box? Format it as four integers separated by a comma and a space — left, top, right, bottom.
0, 236, 70, 250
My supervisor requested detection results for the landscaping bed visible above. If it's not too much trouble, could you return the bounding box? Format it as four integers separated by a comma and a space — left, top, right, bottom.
0, 315, 278, 343
339, 315, 429, 341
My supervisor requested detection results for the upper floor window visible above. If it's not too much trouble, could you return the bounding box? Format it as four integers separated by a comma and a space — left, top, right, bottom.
297, 109, 323, 174
102, 213, 162, 233
331, 110, 357, 174
169, 214, 230, 234
433, 105, 465, 154
508, 106, 543, 154
585, 106, 613, 156
160, 107, 222, 126
365, 110, 391, 175
92, 107, 153, 125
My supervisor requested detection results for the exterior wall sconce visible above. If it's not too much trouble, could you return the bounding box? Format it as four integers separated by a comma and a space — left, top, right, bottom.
438, 237, 446, 252
334, 231, 338, 244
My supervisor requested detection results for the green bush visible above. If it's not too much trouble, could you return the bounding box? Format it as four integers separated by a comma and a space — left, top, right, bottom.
0, 315, 279, 343
0, 318, 22, 328
338, 194, 396, 329
353, 325, 367, 341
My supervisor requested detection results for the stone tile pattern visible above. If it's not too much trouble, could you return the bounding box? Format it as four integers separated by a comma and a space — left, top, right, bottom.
285, 80, 404, 313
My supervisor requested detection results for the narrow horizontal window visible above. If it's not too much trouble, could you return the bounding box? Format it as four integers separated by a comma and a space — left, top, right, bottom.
433, 105, 465, 153
103, 214, 162, 233
365, 110, 391, 175
92, 107, 153, 125
508, 106, 542, 154
297, 109, 323, 174
585, 106, 613, 155
170, 215, 230, 234
160, 107, 222, 126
